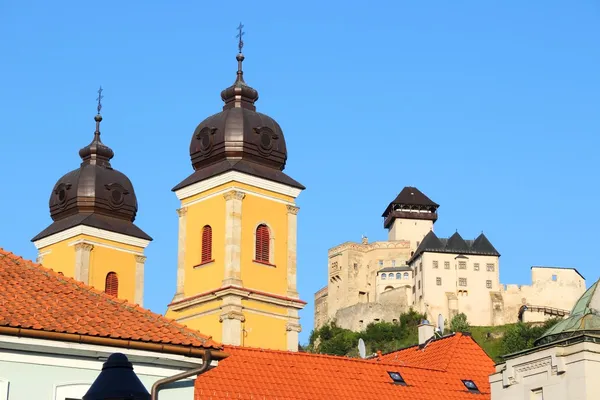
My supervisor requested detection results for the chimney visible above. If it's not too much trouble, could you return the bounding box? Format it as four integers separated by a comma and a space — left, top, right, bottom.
418, 320, 435, 345
361, 236, 368, 245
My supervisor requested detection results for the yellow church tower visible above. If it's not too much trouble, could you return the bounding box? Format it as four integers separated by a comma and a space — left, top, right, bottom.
165, 39, 306, 351
31, 89, 152, 305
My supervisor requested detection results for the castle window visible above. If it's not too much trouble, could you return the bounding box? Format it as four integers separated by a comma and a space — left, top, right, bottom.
201, 225, 213, 263
389, 273, 395, 280
378, 260, 384, 266
433, 260, 438, 269
552, 274, 557, 282
444, 261, 450, 269
403, 272, 409, 279
105, 272, 118, 297
459, 278, 467, 287
458, 261, 467, 270
255, 224, 270, 263
486, 263, 495, 272
396, 273, 401, 279
392, 260, 396, 267
418, 280, 421, 289
436, 277, 442, 286
474, 263, 480, 271
486, 280, 492, 289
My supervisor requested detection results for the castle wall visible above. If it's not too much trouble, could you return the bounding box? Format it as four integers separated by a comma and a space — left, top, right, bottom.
388, 218, 433, 247
314, 286, 328, 330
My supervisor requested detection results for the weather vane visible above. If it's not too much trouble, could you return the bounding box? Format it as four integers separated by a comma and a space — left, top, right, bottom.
236, 22, 245, 53
96, 86, 104, 115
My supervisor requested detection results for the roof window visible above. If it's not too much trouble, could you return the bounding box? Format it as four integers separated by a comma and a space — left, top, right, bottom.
387, 371, 406, 386
462, 380, 479, 393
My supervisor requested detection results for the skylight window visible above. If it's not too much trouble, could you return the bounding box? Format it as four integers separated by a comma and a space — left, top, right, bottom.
387, 371, 406, 386
462, 379, 479, 393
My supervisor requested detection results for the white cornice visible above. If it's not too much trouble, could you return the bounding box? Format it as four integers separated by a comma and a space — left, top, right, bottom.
183, 186, 296, 208
33, 226, 151, 250
170, 286, 306, 312
175, 171, 303, 201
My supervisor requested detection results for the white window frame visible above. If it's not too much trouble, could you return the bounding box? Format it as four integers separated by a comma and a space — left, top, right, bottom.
54, 382, 92, 400
0, 378, 9, 400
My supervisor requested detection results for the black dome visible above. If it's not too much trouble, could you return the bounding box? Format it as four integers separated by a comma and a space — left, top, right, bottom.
33, 112, 151, 242
188, 53, 288, 172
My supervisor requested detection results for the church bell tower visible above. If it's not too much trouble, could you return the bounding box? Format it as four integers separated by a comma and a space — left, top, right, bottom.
165, 32, 306, 351
32, 89, 152, 305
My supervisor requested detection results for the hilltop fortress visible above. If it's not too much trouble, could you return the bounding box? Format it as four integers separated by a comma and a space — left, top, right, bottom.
314, 187, 585, 331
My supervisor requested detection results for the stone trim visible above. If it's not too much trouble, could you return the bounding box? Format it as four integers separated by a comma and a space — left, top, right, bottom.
219, 311, 246, 322
74, 243, 93, 285
134, 255, 146, 306
286, 207, 298, 298
328, 240, 411, 256
172, 207, 188, 302
222, 191, 245, 287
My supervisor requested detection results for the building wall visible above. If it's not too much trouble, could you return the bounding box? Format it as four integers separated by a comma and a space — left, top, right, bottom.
490, 339, 600, 400
35, 232, 147, 305
387, 217, 433, 246
0, 337, 210, 400
314, 287, 328, 330
413, 252, 500, 326
166, 178, 304, 351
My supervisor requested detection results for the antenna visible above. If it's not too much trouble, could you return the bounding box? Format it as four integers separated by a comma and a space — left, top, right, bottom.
358, 338, 366, 359
436, 313, 445, 337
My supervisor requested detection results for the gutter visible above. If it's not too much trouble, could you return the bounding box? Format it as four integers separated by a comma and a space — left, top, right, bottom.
151, 350, 212, 399
0, 326, 228, 360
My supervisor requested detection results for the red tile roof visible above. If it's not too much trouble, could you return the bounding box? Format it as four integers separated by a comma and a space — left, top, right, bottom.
0, 248, 221, 350
195, 333, 493, 399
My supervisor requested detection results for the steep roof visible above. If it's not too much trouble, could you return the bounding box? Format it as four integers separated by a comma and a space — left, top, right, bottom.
410, 231, 500, 263
0, 248, 222, 353
195, 334, 493, 399
382, 186, 439, 217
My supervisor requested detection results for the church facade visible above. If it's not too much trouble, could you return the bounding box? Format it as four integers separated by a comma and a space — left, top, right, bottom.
314, 187, 586, 331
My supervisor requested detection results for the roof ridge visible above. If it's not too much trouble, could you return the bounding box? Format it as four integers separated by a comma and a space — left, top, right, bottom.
377, 332, 460, 357
0, 250, 215, 345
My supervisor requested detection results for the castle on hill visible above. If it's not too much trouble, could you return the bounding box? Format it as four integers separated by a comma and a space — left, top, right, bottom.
314, 187, 585, 331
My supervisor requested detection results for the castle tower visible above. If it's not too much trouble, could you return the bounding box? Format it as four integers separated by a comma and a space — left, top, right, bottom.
165, 43, 306, 351
31, 92, 152, 305
382, 186, 439, 251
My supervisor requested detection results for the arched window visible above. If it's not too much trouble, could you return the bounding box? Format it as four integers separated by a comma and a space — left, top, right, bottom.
396, 273, 401, 279
389, 273, 395, 280
381, 273, 387, 280
255, 224, 270, 263
403, 272, 409, 279
105, 272, 118, 297
201, 225, 212, 263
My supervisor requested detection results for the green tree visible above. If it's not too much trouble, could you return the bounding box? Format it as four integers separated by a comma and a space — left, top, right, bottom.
501, 318, 562, 356
449, 313, 471, 333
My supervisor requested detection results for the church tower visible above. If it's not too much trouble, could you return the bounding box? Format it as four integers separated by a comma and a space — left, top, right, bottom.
32, 91, 152, 305
165, 39, 306, 351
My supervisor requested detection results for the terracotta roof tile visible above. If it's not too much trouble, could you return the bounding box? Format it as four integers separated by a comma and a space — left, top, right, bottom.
0, 248, 221, 350
195, 335, 493, 399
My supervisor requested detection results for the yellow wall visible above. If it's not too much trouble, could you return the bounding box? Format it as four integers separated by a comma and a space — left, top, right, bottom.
37, 233, 144, 304
242, 308, 288, 350
183, 194, 226, 296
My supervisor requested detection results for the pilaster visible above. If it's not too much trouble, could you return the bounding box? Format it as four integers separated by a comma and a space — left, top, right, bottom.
219, 294, 245, 346
286, 205, 300, 298
134, 255, 146, 306
74, 242, 93, 285
173, 207, 187, 302
223, 190, 245, 287
286, 321, 302, 352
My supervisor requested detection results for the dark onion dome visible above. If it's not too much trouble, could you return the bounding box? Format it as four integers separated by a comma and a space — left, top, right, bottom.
32, 113, 151, 242
172, 52, 304, 192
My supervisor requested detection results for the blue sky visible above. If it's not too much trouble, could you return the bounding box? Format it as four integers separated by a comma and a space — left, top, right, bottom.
1, 1, 599, 345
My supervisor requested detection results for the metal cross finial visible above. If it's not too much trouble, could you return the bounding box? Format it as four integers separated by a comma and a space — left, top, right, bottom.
236, 22, 245, 53
96, 86, 104, 115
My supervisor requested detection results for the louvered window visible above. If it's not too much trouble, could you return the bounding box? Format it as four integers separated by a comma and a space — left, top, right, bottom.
105, 272, 118, 297
255, 224, 270, 263
201, 225, 212, 263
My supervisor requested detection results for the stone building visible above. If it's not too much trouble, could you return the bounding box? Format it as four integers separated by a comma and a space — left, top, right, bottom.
314, 186, 585, 330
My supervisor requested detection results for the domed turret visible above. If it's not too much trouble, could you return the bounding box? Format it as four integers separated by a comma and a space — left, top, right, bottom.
173, 47, 303, 192
33, 101, 151, 242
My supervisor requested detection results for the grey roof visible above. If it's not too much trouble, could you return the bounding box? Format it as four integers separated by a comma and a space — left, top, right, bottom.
378, 266, 412, 273
409, 231, 500, 263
